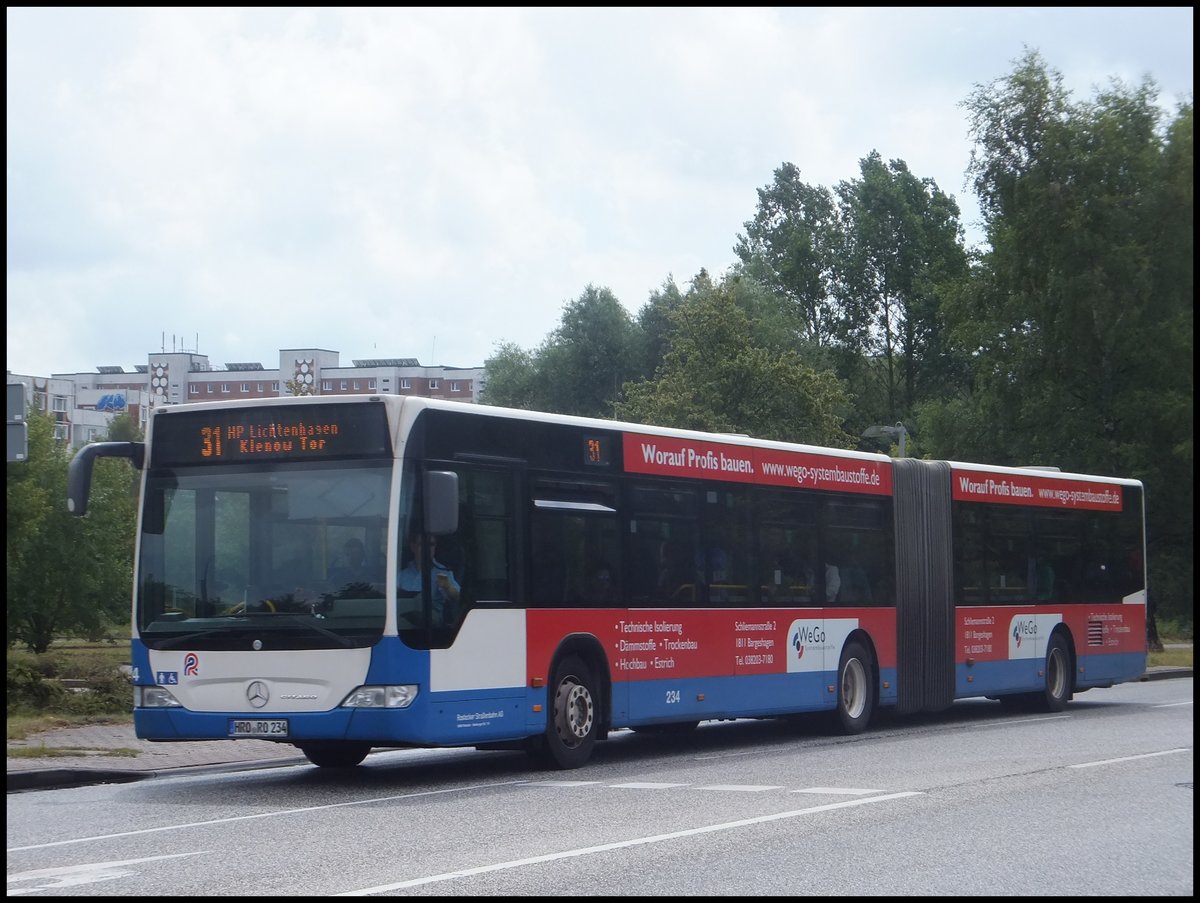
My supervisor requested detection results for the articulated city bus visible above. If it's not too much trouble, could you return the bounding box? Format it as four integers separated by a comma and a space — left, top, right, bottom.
67, 395, 1147, 769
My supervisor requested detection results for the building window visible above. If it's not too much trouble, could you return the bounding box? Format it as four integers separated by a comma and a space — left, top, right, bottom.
271, 382, 280, 392
189, 385, 199, 395
220, 384, 230, 393
429, 380, 439, 390
352, 381, 360, 390
322, 381, 333, 392
207, 384, 214, 393
257, 383, 263, 392
51, 395, 68, 413
53, 424, 69, 443
240, 383, 250, 393
450, 381, 461, 392
368, 379, 376, 390
400, 378, 410, 389
340, 381, 348, 391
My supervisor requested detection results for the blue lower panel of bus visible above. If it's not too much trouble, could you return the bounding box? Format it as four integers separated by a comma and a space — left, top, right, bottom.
614, 666, 900, 727
954, 650, 1145, 699
1075, 650, 1146, 689
135, 690, 535, 748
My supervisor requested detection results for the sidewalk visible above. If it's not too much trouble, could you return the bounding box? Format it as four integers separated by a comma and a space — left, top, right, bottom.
7, 724, 306, 792
8, 664, 1192, 793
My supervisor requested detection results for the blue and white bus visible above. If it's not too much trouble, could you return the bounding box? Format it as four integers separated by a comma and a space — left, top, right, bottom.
68, 394, 1148, 769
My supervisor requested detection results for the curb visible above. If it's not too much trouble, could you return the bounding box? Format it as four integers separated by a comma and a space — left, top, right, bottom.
1140, 667, 1193, 682
7, 753, 309, 794
7, 767, 151, 793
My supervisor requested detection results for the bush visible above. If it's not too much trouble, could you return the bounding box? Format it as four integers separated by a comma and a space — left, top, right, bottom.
6, 643, 131, 716
6, 659, 70, 714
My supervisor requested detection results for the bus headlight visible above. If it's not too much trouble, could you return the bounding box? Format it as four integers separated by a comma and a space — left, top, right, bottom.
136, 686, 183, 708
342, 685, 419, 709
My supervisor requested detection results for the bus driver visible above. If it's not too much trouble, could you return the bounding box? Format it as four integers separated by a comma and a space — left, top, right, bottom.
398, 532, 460, 623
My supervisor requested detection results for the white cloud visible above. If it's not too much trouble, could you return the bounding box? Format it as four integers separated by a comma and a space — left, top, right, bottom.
6, 7, 1193, 376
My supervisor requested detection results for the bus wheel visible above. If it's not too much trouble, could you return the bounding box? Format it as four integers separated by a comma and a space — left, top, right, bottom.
1037, 634, 1072, 713
537, 655, 598, 770
298, 741, 371, 768
835, 641, 874, 735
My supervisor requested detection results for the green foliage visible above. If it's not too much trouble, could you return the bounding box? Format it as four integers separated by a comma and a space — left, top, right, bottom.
479, 342, 543, 410
481, 285, 640, 418
733, 163, 839, 346
7, 643, 131, 716
7, 411, 139, 651
6, 658, 70, 712
616, 274, 853, 446
923, 48, 1192, 623
833, 151, 971, 425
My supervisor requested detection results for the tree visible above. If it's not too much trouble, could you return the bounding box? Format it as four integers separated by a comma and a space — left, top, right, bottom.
925, 48, 1193, 629
480, 285, 640, 418
633, 276, 687, 380
7, 412, 138, 651
616, 275, 853, 446
539, 285, 639, 417
833, 151, 970, 425
734, 163, 839, 347
479, 342, 545, 410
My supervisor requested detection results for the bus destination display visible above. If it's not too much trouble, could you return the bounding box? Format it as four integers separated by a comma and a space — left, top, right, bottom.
152, 404, 391, 466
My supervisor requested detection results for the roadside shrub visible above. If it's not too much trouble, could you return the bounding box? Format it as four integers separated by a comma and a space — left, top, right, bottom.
6, 659, 70, 714
6, 648, 130, 716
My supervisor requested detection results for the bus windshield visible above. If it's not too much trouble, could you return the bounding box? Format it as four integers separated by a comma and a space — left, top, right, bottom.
137, 459, 392, 650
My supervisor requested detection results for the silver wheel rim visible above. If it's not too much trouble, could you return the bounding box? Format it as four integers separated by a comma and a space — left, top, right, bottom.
841, 657, 867, 720
554, 678, 593, 748
1047, 646, 1067, 699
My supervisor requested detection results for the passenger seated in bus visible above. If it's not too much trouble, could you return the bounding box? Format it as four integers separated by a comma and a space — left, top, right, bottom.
836, 565, 872, 604
398, 532, 461, 623
824, 563, 841, 604
586, 562, 616, 604
1034, 560, 1056, 601
657, 539, 692, 600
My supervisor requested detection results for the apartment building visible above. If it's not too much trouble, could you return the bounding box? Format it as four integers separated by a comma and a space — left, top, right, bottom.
8, 347, 486, 448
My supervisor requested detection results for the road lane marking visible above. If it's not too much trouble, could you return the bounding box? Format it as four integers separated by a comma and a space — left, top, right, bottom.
7, 852, 205, 894
1069, 747, 1191, 769
337, 792, 924, 895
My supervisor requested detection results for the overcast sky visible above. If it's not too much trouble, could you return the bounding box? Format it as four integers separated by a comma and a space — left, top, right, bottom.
6, 7, 1193, 377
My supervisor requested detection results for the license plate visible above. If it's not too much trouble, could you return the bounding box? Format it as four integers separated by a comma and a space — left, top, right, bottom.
228, 718, 289, 738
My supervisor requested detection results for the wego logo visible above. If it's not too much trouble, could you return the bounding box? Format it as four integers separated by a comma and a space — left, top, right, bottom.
791, 624, 825, 660
246, 681, 270, 708
1011, 619, 1038, 649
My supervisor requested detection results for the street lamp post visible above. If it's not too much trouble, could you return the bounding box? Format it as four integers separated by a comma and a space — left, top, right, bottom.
862, 421, 909, 457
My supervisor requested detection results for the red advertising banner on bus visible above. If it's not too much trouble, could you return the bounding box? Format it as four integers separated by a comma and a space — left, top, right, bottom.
622, 433, 892, 496
951, 467, 1124, 511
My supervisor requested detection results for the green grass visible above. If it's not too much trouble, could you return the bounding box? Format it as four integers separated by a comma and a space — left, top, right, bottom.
8, 743, 140, 759
1148, 645, 1193, 669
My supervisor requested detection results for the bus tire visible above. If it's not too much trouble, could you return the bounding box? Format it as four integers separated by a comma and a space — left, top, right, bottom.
1037, 633, 1072, 713
298, 741, 371, 768
834, 640, 874, 735
535, 654, 598, 770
